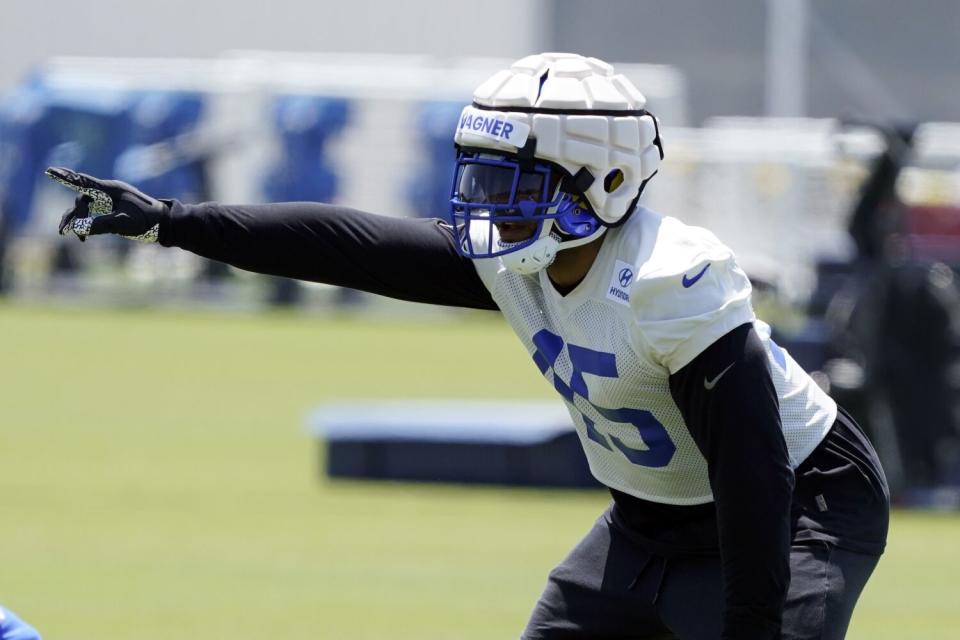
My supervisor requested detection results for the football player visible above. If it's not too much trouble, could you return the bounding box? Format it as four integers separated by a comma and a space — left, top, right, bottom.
49, 53, 889, 640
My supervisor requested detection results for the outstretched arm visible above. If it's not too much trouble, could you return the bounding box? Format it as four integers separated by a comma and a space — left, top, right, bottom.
669, 323, 794, 640
48, 167, 497, 311
160, 201, 497, 310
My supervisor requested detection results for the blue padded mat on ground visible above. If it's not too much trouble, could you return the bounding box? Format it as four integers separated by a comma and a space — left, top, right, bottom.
308, 400, 599, 488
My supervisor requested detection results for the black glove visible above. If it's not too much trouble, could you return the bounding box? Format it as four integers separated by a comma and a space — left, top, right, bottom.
46, 167, 170, 243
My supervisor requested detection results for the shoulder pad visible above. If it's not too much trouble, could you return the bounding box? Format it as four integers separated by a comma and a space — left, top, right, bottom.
619, 215, 755, 372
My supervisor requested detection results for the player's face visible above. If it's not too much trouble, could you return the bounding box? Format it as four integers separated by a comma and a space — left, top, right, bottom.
456, 163, 550, 243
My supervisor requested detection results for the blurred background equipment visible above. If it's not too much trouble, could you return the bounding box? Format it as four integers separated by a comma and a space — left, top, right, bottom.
311, 400, 598, 487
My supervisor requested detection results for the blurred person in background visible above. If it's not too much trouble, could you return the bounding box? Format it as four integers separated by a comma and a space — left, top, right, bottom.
48, 53, 889, 640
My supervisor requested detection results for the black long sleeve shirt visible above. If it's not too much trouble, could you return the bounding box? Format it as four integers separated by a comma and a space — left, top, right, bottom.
159, 200, 796, 639
160, 201, 497, 310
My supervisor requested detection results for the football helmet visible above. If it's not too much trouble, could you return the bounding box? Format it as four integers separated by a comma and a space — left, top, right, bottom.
450, 52, 664, 274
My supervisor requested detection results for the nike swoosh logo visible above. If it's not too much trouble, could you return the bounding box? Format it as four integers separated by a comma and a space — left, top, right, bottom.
682, 263, 711, 288
704, 362, 735, 390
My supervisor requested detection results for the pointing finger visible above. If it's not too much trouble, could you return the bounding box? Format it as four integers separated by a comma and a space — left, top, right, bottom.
45, 166, 114, 215
46, 166, 95, 190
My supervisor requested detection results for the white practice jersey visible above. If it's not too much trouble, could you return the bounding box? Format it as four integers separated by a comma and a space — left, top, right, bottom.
472, 208, 837, 504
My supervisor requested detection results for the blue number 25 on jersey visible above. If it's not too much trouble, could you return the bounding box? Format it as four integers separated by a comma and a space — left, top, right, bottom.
532, 329, 676, 468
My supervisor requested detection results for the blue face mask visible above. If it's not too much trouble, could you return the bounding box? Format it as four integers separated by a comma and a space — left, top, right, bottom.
449, 150, 601, 259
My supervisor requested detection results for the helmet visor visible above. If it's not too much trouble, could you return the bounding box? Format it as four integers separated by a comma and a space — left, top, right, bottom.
456, 163, 548, 208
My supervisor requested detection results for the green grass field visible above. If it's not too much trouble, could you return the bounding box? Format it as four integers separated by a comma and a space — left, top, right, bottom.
1, 303, 957, 639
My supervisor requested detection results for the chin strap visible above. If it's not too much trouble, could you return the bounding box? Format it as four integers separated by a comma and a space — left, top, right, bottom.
500, 233, 560, 275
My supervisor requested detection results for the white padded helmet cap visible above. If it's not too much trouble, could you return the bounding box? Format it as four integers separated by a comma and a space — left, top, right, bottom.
454, 53, 663, 225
